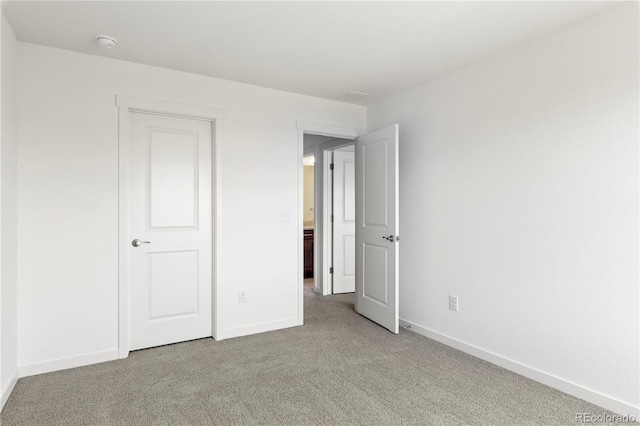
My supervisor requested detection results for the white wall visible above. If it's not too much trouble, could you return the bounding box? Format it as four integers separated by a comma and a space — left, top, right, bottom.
16, 43, 365, 373
368, 4, 639, 416
0, 13, 19, 410
303, 134, 335, 149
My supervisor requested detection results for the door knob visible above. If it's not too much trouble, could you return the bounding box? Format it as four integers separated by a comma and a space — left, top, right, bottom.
382, 235, 399, 243
131, 239, 151, 247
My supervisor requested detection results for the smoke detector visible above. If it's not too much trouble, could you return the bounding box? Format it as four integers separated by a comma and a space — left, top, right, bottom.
95, 35, 118, 49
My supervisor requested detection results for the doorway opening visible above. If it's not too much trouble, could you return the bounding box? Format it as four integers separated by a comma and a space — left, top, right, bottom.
303, 153, 316, 297
302, 133, 356, 296
298, 121, 400, 333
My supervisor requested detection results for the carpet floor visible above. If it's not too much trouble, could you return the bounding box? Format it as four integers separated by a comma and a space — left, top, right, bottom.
1, 286, 617, 425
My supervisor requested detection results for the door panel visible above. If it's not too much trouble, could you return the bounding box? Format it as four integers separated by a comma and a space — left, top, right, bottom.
363, 140, 388, 227
356, 124, 399, 334
343, 161, 356, 221
333, 150, 356, 294
363, 243, 388, 304
148, 130, 199, 228
148, 250, 198, 319
129, 112, 212, 351
342, 235, 356, 276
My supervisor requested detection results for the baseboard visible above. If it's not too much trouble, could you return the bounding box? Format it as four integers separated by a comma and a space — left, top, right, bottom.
18, 349, 119, 379
218, 317, 302, 340
399, 318, 640, 419
1, 368, 18, 412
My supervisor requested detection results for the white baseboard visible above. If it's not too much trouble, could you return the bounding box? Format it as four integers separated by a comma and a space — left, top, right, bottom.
218, 317, 302, 340
1, 368, 18, 412
18, 349, 119, 379
399, 318, 640, 419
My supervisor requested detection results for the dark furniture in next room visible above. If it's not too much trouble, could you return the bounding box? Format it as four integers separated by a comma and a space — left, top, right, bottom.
304, 229, 314, 278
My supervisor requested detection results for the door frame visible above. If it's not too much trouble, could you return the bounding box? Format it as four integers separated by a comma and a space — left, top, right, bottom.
297, 121, 362, 298
116, 95, 225, 358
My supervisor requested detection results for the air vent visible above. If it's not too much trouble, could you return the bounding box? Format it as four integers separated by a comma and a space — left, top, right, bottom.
337, 91, 369, 103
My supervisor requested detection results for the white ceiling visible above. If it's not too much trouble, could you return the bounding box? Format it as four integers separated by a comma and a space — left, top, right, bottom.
2, 1, 618, 105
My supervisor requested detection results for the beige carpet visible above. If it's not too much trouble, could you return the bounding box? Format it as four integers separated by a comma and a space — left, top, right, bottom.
1, 288, 617, 425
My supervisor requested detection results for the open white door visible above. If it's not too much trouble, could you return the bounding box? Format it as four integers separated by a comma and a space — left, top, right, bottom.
332, 149, 356, 293
355, 124, 399, 334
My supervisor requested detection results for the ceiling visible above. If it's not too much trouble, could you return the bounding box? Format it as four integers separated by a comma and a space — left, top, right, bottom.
2, 1, 618, 105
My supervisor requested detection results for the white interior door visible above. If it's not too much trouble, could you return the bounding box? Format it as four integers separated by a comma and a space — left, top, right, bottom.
355, 124, 399, 334
129, 112, 212, 351
332, 149, 356, 293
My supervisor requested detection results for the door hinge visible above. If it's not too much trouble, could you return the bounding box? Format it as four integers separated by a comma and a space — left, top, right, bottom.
330, 163, 334, 170
331, 214, 334, 222
330, 267, 334, 274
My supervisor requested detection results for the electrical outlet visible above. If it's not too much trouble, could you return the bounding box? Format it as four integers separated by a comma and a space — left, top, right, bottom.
238, 290, 247, 303
449, 295, 458, 312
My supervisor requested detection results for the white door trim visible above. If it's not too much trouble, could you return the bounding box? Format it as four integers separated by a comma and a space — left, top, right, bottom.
116, 95, 225, 358
296, 121, 363, 297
